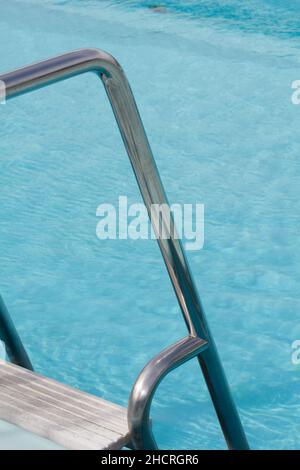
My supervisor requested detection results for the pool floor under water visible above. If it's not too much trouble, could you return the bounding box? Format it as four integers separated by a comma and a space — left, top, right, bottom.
0, 420, 63, 450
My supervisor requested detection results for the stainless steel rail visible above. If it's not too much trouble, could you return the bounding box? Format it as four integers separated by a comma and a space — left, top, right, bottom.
0, 296, 33, 370
0, 48, 249, 450
128, 336, 208, 449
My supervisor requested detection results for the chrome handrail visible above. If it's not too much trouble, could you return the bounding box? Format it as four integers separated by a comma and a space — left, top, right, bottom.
0, 49, 249, 450
128, 336, 208, 449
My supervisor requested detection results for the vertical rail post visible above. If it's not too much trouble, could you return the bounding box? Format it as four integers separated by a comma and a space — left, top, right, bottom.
101, 58, 249, 451
0, 296, 33, 370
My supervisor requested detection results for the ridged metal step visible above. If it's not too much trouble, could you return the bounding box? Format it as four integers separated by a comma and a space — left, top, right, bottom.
0, 360, 130, 450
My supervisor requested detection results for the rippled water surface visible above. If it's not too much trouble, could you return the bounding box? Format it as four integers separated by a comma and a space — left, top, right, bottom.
1, 0, 300, 449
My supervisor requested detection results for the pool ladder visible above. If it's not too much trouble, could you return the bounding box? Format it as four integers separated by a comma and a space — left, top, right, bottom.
0, 48, 249, 450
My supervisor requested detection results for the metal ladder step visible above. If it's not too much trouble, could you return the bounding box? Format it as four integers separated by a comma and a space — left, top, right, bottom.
0, 359, 130, 450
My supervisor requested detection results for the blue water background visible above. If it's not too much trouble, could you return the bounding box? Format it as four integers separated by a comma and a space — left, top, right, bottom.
1, 0, 300, 449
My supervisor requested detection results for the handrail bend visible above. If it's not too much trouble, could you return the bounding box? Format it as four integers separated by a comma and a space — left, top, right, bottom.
0, 49, 249, 449
128, 336, 208, 449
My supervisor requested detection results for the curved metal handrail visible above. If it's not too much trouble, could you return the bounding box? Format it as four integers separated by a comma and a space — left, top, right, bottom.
0, 49, 249, 449
128, 336, 208, 449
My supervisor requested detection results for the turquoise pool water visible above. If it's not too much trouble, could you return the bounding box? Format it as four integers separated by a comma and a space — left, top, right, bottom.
1, 0, 300, 450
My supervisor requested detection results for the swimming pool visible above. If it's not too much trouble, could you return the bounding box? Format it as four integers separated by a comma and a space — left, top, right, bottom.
1, 0, 300, 450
